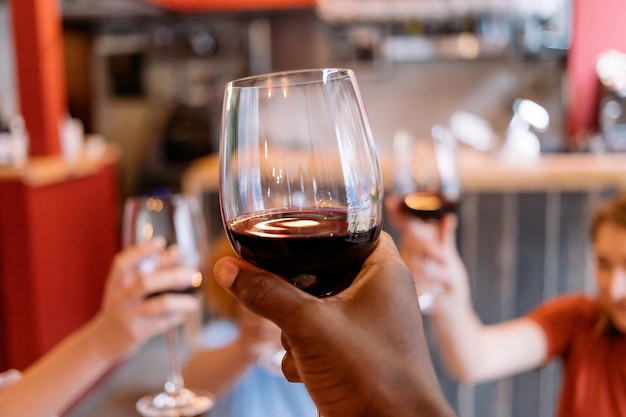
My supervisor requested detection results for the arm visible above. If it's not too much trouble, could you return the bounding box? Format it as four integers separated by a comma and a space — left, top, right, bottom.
0, 238, 201, 417
385, 197, 548, 383
431, 302, 547, 383
213, 232, 456, 417
184, 305, 283, 397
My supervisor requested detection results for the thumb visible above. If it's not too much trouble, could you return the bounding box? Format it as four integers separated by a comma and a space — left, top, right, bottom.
212, 256, 313, 327
439, 213, 458, 245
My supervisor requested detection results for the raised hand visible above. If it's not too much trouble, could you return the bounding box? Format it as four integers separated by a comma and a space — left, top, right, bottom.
385, 196, 470, 312
92, 237, 201, 359
212, 232, 456, 417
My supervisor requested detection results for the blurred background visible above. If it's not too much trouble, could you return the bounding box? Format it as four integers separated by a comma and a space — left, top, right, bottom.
2, 1, 626, 417
0, 0, 573, 199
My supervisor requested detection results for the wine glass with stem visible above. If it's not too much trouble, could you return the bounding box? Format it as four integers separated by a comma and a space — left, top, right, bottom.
392, 125, 461, 312
219, 67, 383, 416
123, 191, 215, 417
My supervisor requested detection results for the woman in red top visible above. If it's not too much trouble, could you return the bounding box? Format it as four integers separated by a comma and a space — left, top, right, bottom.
386, 193, 626, 417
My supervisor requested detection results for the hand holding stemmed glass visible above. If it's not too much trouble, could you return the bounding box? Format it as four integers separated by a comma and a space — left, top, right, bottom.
219, 68, 383, 299
388, 126, 461, 312
219, 68, 383, 417
123, 191, 214, 417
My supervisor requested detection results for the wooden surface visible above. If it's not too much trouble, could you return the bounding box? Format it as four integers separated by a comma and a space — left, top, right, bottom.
0, 144, 120, 187
182, 150, 626, 195
456, 151, 626, 192
144, 0, 314, 12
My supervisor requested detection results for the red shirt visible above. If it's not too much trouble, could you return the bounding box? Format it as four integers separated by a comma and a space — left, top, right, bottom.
528, 294, 626, 417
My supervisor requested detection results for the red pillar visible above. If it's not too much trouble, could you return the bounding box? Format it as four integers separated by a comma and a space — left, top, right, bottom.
9, 0, 66, 156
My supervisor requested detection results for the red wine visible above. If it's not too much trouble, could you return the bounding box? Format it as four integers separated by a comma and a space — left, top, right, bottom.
226, 209, 381, 297
146, 286, 199, 299
401, 191, 459, 221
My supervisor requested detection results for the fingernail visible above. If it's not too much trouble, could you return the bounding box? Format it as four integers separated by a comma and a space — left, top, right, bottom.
191, 272, 203, 288
214, 259, 239, 288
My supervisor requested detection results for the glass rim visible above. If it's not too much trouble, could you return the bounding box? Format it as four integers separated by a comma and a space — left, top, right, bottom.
226, 68, 354, 89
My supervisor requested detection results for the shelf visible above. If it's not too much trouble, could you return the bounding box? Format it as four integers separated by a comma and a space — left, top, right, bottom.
0, 143, 120, 188
182, 150, 626, 196
144, 0, 315, 12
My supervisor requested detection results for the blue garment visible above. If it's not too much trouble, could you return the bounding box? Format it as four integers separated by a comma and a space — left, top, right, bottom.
199, 320, 316, 417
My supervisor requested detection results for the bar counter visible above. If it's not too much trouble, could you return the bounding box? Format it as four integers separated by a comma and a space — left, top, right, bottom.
181, 150, 626, 195
0, 142, 120, 187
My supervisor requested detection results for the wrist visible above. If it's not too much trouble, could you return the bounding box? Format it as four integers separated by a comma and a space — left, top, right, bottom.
231, 338, 264, 364
431, 290, 473, 318
82, 313, 134, 363
369, 378, 456, 417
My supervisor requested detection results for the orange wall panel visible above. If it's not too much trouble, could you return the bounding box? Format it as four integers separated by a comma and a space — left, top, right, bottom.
0, 165, 120, 370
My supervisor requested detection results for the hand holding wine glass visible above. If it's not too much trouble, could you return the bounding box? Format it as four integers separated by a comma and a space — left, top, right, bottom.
123, 193, 214, 417
220, 68, 383, 298
390, 126, 461, 312
219, 68, 384, 417
211, 233, 457, 417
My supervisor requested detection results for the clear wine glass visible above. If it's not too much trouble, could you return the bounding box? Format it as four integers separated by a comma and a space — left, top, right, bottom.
220, 68, 382, 417
219, 68, 383, 299
123, 192, 215, 417
392, 126, 461, 312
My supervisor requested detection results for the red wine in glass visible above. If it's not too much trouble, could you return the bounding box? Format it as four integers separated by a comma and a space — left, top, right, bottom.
123, 194, 206, 298
123, 194, 214, 417
401, 191, 460, 221
219, 69, 384, 300
227, 209, 381, 297
392, 127, 461, 312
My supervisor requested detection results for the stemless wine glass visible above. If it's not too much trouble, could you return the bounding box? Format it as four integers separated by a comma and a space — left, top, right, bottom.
219, 68, 383, 298
392, 126, 461, 312
123, 192, 215, 417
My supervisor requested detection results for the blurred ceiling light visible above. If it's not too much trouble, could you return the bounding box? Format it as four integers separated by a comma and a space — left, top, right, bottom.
514, 99, 550, 131
449, 111, 495, 152
457, 32, 480, 60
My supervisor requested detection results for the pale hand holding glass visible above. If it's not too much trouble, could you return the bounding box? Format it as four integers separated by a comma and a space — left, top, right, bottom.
392, 126, 461, 312
123, 194, 214, 417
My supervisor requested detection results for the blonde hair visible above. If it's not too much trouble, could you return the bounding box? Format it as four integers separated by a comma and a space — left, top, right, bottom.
590, 193, 626, 335
590, 193, 626, 240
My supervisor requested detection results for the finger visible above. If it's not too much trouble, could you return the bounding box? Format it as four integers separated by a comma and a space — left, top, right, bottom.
281, 351, 301, 382
406, 217, 438, 240
158, 244, 183, 269
130, 267, 202, 299
136, 293, 200, 318
0, 369, 22, 388
440, 213, 459, 244
399, 236, 446, 266
212, 256, 314, 328
114, 237, 167, 275
137, 313, 191, 340
385, 196, 415, 232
